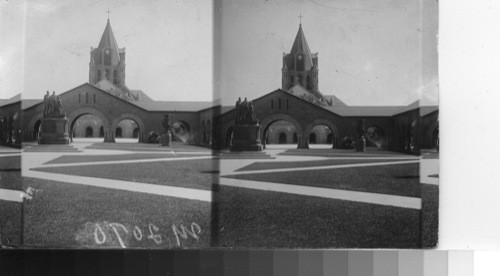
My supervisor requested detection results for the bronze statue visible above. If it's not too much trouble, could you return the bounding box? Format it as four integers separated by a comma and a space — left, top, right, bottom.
355, 119, 366, 139
43, 91, 50, 115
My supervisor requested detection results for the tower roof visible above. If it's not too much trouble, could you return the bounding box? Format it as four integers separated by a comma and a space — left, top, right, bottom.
290, 24, 312, 55
96, 20, 121, 63
284, 24, 315, 71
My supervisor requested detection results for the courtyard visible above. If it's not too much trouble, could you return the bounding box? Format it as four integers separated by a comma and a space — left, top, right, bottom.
216, 144, 439, 248
0, 141, 438, 248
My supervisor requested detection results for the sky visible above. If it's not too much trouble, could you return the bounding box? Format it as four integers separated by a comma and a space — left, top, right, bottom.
0, 0, 437, 106
215, 0, 438, 106
0, 0, 213, 101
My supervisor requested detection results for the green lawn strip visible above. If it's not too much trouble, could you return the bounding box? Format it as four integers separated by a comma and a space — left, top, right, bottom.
0, 156, 21, 170
21, 177, 210, 248
421, 184, 439, 248
0, 201, 22, 247
45, 153, 210, 165
236, 158, 415, 172
86, 142, 211, 153
32, 159, 217, 191
278, 148, 412, 158
0, 172, 23, 190
225, 163, 420, 197
216, 186, 420, 248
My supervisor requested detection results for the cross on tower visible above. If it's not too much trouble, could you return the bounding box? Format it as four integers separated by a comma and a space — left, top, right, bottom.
298, 13, 303, 25
106, 9, 111, 21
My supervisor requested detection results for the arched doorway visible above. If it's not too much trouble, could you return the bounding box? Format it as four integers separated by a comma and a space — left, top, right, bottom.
115, 127, 123, 138
69, 112, 107, 143
85, 126, 94, 137
309, 133, 317, 144
33, 120, 42, 141
225, 126, 234, 148
114, 118, 139, 143
262, 119, 299, 149
278, 132, 287, 144
304, 119, 339, 149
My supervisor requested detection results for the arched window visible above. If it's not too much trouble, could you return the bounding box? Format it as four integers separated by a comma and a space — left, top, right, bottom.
85, 127, 93, 138
104, 49, 111, 66
105, 69, 110, 80
306, 75, 311, 90
113, 70, 118, 85
296, 54, 305, 71
115, 127, 122, 138
289, 75, 294, 87
309, 132, 316, 144
97, 70, 101, 82
279, 133, 287, 144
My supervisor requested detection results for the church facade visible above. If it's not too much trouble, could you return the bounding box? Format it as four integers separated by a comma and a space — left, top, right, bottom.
0, 19, 438, 154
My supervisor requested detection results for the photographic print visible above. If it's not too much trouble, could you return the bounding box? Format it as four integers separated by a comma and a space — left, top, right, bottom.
212, 0, 439, 248
0, 0, 438, 249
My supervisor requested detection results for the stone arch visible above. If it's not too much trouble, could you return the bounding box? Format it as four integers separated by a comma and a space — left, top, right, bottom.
425, 120, 439, 149
260, 113, 304, 148
111, 113, 147, 143
68, 107, 111, 142
27, 112, 44, 141
304, 119, 340, 148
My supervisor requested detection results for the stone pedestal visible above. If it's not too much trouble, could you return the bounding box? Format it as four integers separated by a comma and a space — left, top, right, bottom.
38, 116, 70, 145
355, 137, 366, 152
161, 132, 171, 147
230, 124, 263, 152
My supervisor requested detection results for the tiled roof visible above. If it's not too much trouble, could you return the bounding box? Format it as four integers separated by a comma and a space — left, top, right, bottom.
0, 94, 21, 108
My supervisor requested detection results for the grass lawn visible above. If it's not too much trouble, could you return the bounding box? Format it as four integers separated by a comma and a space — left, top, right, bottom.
236, 158, 416, 172
215, 186, 421, 248
278, 148, 414, 158
0, 155, 21, 171
0, 171, 22, 190
421, 184, 439, 248
21, 177, 210, 248
45, 153, 210, 165
33, 159, 217, 191
85, 142, 211, 152
0, 201, 22, 247
226, 163, 420, 197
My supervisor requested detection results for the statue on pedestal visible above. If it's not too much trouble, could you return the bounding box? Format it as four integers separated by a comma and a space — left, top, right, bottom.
355, 119, 366, 152
161, 114, 172, 147
39, 91, 69, 145
230, 97, 262, 151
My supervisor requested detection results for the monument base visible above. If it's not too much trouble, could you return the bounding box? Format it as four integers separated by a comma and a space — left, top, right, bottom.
230, 124, 263, 152
355, 137, 366, 152
161, 133, 171, 147
39, 117, 70, 145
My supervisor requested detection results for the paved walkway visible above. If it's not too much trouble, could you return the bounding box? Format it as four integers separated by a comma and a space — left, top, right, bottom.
10, 142, 437, 210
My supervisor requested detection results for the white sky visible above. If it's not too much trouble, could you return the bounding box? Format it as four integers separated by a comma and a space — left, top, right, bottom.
0, 0, 213, 101
216, 0, 438, 106
0, 0, 437, 106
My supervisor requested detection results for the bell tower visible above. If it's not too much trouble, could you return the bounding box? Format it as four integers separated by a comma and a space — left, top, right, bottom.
281, 21, 320, 98
89, 17, 126, 89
